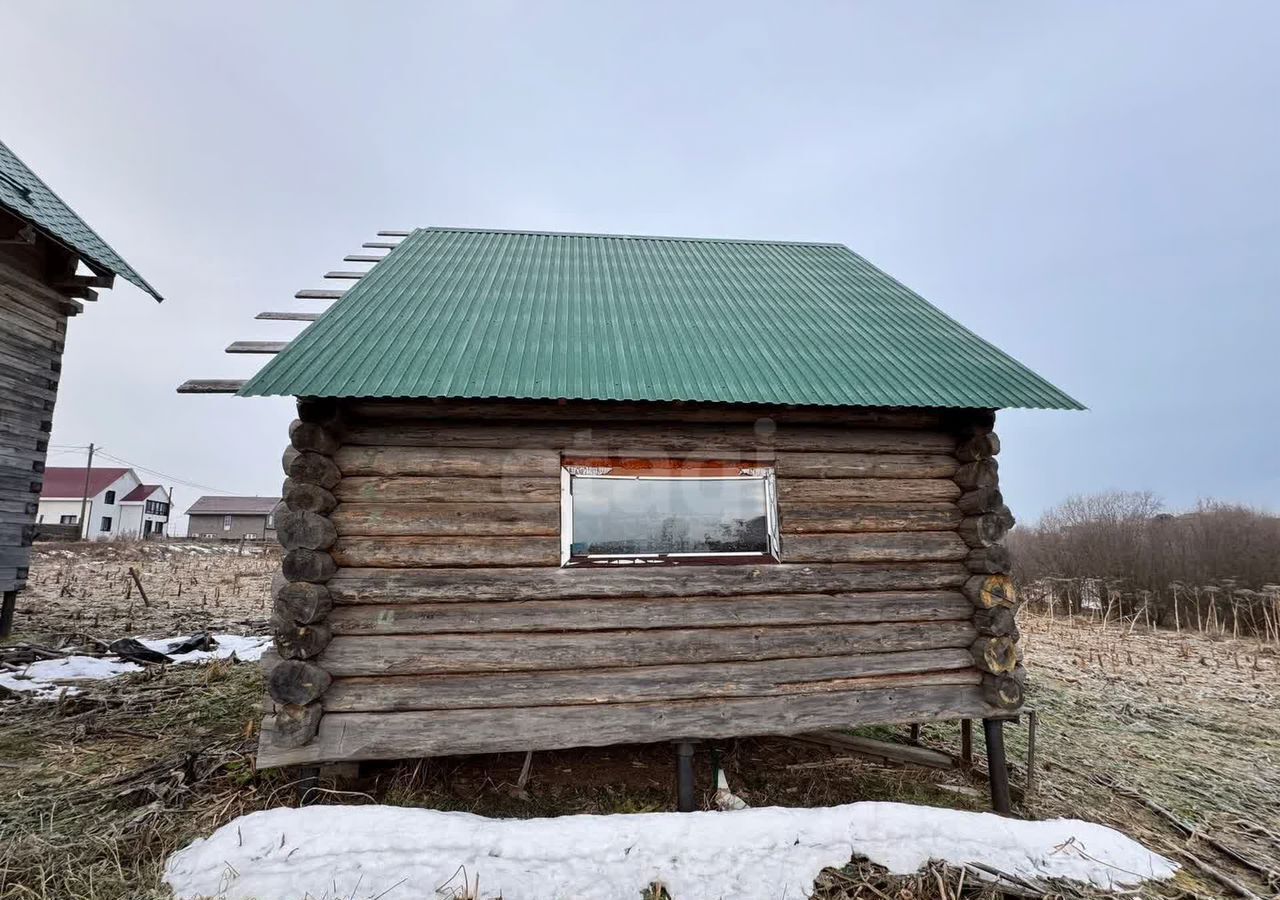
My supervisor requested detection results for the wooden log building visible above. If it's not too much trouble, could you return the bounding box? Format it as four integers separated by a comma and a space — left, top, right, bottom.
180, 227, 1079, 809
0, 139, 162, 635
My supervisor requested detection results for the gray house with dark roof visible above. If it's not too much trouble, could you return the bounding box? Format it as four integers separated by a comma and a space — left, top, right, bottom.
0, 137, 161, 636
185, 496, 279, 541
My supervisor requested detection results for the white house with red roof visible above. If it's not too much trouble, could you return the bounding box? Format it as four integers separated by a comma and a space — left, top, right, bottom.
38, 467, 171, 540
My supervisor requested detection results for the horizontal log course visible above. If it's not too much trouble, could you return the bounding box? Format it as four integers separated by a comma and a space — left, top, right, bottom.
775, 452, 957, 479
274, 505, 337, 551
283, 478, 338, 516
268, 660, 332, 705
282, 549, 337, 583
257, 681, 992, 766
957, 487, 1003, 516
269, 702, 322, 749
778, 478, 960, 503
273, 579, 333, 624
290, 419, 341, 455
317, 620, 979, 677
334, 446, 560, 478
971, 636, 1019, 675
322, 656, 980, 712
286, 450, 341, 489
331, 536, 560, 568
341, 399, 954, 429
955, 432, 1000, 462
327, 561, 970, 604
326, 591, 974, 635
334, 475, 559, 504
782, 531, 968, 564
340, 421, 958, 455
274, 620, 333, 659
330, 501, 559, 537
963, 574, 1018, 609
779, 502, 962, 534
966, 545, 1012, 574
954, 459, 998, 491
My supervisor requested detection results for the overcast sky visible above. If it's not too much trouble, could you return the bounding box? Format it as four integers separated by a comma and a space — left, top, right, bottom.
5, 2, 1278, 529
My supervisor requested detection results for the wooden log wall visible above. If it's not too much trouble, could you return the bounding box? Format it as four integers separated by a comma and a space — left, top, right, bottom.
258, 399, 1016, 767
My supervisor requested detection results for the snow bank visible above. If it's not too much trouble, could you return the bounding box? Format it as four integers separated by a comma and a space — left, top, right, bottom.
0, 634, 268, 699
164, 802, 1176, 900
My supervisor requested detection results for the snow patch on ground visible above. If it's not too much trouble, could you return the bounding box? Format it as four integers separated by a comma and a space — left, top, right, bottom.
164, 802, 1176, 900
0, 634, 268, 699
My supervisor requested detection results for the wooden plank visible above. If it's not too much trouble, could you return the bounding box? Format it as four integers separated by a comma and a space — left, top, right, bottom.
176, 379, 244, 394
789, 732, 955, 769
295, 289, 345, 300
779, 502, 961, 534
327, 590, 973, 635
330, 535, 559, 568
226, 341, 286, 354
331, 501, 559, 537
318, 620, 978, 676
258, 681, 991, 766
776, 452, 958, 479
779, 479, 960, 502
783, 531, 968, 564
341, 422, 957, 454
325, 271, 364, 280
334, 446, 560, 477
343, 255, 383, 263
323, 657, 979, 712
362, 241, 399, 249
342, 399, 954, 429
377, 230, 412, 237
327, 561, 970, 604
256, 311, 321, 321
333, 475, 560, 503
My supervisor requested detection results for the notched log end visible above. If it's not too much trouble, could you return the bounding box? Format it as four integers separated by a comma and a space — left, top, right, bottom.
272, 579, 333, 624
281, 548, 337, 584
283, 477, 338, 515
273, 619, 333, 660
964, 573, 1017, 609
275, 503, 338, 551
268, 701, 322, 748
268, 659, 333, 705
287, 450, 342, 490
971, 636, 1019, 675
290, 418, 342, 455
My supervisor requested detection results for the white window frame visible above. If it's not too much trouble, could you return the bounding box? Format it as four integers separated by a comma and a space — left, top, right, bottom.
560, 464, 780, 567
223, 515, 233, 531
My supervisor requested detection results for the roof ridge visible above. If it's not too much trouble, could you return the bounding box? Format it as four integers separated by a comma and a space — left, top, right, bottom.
421, 225, 846, 249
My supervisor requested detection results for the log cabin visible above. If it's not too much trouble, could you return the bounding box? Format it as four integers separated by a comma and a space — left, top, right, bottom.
180, 227, 1080, 810
0, 138, 162, 636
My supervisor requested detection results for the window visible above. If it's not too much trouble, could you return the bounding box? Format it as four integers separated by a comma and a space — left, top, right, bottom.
104, 490, 115, 504
59, 515, 77, 525
203, 533, 217, 539
266, 512, 275, 528
245, 533, 258, 540
99, 516, 113, 532
223, 515, 232, 531
560, 458, 779, 566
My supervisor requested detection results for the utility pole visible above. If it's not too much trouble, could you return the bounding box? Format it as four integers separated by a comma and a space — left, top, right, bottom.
78, 443, 95, 540
164, 486, 174, 538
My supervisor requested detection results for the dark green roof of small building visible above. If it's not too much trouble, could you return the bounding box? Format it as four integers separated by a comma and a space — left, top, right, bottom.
0, 138, 161, 301
241, 227, 1080, 410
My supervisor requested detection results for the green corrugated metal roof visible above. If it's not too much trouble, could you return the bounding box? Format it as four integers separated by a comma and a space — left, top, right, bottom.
0, 138, 162, 301
241, 227, 1081, 410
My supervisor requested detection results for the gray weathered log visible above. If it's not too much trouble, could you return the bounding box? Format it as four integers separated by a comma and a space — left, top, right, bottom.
274, 619, 333, 660
953, 458, 998, 491
317, 620, 978, 676
330, 501, 559, 537
780, 502, 960, 534
326, 591, 973, 635
281, 549, 337, 583
775, 452, 958, 479
322, 658, 979, 712
272, 578, 333, 624
335, 475, 558, 503
326, 562, 970, 604
964, 573, 1018, 609
966, 545, 1012, 574
334, 446, 560, 478
330, 536, 560, 568
287, 451, 342, 489
973, 606, 1020, 638
779, 479, 960, 503
982, 671, 1024, 709
274, 503, 338, 551
971, 636, 1019, 675
283, 478, 338, 516
281, 445, 299, 476
783, 531, 968, 564
268, 702, 322, 748
257, 682, 988, 766
955, 432, 1000, 462
268, 659, 333, 705
957, 487, 1004, 516
289, 418, 341, 455
958, 513, 1013, 549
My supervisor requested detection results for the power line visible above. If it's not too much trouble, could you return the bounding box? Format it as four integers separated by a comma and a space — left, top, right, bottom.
92, 450, 238, 496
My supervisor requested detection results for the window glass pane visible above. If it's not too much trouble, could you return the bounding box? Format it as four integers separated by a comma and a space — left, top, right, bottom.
571, 476, 769, 556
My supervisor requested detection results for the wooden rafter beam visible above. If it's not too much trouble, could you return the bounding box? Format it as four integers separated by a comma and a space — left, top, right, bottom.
343, 254, 383, 263
324, 271, 364, 280
256, 311, 320, 321
296, 289, 345, 300
362, 241, 398, 249
226, 341, 287, 354
56, 273, 115, 291
378, 229, 412, 237
177, 379, 246, 394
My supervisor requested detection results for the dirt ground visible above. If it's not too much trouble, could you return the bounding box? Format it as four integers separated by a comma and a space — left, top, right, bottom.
2, 542, 1277, 899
